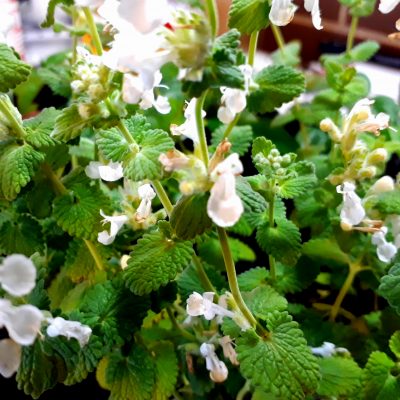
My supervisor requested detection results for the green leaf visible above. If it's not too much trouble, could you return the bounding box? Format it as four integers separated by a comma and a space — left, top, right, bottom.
339, 0, 377, 17
363, 351, 400, 399
104, 346, 155, 400
229, 0, 270, 34
210, 125, 253, 156
256, 218, 302, 266
229, 237, 256, 262
41, 0, 74, 28
248, 66, 305, 113
237, 311, 320, 399
37, 64, 71, 98
150, 342, 179, 400
0, 44, 31, 92
24, 108, 59, 148
317, 357, 362, 397
124, 222, 194, 295
243, 286, 288, 320
321, 41, 379, 64
236, 176, 268, 214
373, 190, 400, 215
0, 142, 45, 200
52, 180, 111, 240
379, 264, 400, 316
97, 126, 130, 162
52, 104, 95, 142
389, 331, 400, 359
303, 238, 350, 265
238, 267, 269, 292
271, 41, 301, 67
170, 193, 212, 240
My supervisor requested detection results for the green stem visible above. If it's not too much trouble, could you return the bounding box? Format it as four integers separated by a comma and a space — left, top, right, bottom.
83, 239, 104, 271
83, 7, 103, 55
117, 119, 136, 145
195, 91, 209, 168
71, 8, 79, 64
217, 227, 259, 329
346, 16, 359, 54
166, 306, 197, 342
247, 31, 259, 66
271, 24, 286, 53
152, 180, 174, 216
192, 254, 217, 293
0, 97, 26, 139
205, 0, 219, 38
330, 263, 362, 321
41, 163, 68, 195
268, 196, 276, 281
222, 114, 240, 140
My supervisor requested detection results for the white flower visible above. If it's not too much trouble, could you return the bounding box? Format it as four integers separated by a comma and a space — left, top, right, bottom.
207, 154, 244, 228
158, 151, 190, 172
46, 317, 92, 347
219, 336, 239, 366
379, 0, 400, 13
186, 292, 234, 320
136, 184, 156, 221
304, 0, 323, 30
171, 98, 203, 143
269, 0, 298, 26
199, 343, 229, 383
98, 210, 129, 245
336, 182, 366, 229
356, 113, 390, 135
311, 342, 349, 357
0, 339, 21, 378
371, 227, 398, 263
0, 254, 36, 297
368, 176, 395, 194
85, 161, 124, 181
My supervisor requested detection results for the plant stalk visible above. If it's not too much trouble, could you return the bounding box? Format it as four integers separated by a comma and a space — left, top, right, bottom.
195, 91, 209, 168
0, 97, 26, 139
205, 0, 219, 38
83, 239, 104, 271
117, 119, 136, 145
247, 31, 259, 66
83, 7, 103, 55
192, 254, 217, 293
346, 16, 359, 54
166, 306, 197, 342
268, 196, 276, 281
152, 180, 174, 216
271, 24, 286, 53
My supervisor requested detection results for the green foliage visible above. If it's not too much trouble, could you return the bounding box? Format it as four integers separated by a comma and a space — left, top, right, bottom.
124, 222, 194, 295
303, 238, 350, 265
389, 331, 400, 359
379, 264, 400, 316
0, 142, 45, 200
210, 125, 253, 156
321, 41, 380, 64
317, 357, 362, 397
228, 0, 270, 34
41, 0, 74, 28
237, 312, 320, 399
238, 267, 269, 292
24, 108, 59, 148
271, 41, 301, 67
37, 58, 72, 98
248, 66, 305, 113
373, 190, 400, 215
339, 0, 377, 17
0, 44, 31, 92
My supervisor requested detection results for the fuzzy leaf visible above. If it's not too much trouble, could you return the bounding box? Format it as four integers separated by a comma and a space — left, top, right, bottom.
302, 238, 350, 265
389, 331, 400, 359
229, 0, 270, 34
363, 351, 400, 399
0, 142, 45, 200
339, 0, 377, 17
210, 125, 253, 156
37, 64, 71, 98
124, 223, 194, 295
238, 267, 269, 292
97, 126, 130, 162
256, 218, 302, 266
236, 176, 268, 214
379, 264, 400, 316
24, 108, 59, 148
373, 190, 400, 215
0, 44, 31, 92
236, 311, 320, 399
317, 357, 362, 397
248, 66, 305, 113
104, 346, 155, 400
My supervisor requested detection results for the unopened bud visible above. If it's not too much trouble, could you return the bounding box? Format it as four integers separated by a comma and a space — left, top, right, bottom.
366, 148, 388, 165
180, 181, 195, 196
369, 176, 395, 194
340, 221, 353, 231
359, 166, 377, 179
320, 118, 342, 142
71, 80, 85, 93
320, 118, 333, 132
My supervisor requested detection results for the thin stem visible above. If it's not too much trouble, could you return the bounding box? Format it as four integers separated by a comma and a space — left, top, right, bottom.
83, 7, 103, 55
117, 119, 136, 145
346, 16, 359, 54
195, 91, 209, 168
330, 262, 363, 321
166, 306, 197, 342
152, 180, 174, 216
83, 239, 104, 271
247, 31, 259, 66
71, 8, 79, 64
41, 163, 68, 195
205, 0, 219, 38
222, 114, 240, 140
217, 227, 260, 330
268, 193, 276, 281
0, 97, 26, 139
236, 381, 251, 400
192, 254, 217, 293
271, 24, 286, 53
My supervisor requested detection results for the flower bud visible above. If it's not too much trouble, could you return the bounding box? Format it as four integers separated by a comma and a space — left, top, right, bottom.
366, 148, 388, 165
359, 166, 377, 179
369, 176, 395, 194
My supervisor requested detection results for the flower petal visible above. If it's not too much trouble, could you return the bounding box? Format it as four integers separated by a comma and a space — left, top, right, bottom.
0, 339, 21, 378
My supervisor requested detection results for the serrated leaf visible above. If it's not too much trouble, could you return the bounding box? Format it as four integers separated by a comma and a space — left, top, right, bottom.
271, 41, 301, 67
150, 342, 178, 400
104, 346, 155, 400
379, 264, 400, 316
303, 238, 350, 265
37, 64, 71, 98
0, 142, 45, 200
0, 43, 31, 92
373, 190, 400, 215
363, 351, 400, 400
97, 126, 130, 162
210, 125, 253, 156
236, 176, 267, 214
243, 286, 288, 320
317, 357, 362, 397
52, 181, 111, 240
256, 218, 302, 266
339, 0, 377, 17
229, 0, 270, 34
124, 223, 194, 295
41, 0, 74, 28
238, 267, 269, 291
389, 331, 400, 359
170, 193, 212, 240
248, 66, 305, 113
24, 108, 59, 148
237, 311, 320, 399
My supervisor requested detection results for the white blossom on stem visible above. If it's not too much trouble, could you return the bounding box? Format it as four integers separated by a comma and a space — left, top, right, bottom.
379, 0, 400, 13
336, 182, 366, 230
0, 254, 36, 297
171, 98, 203, 143
207, 154, 244, 227
46, 317, 92, 347
98, 210, 128, 245
199, 343, 229, 383
269, 0, 298, 26
371, 227, 398, 263
136, 184, 156, 221
0, 339, 21, 378
186, 292, 234, 320
311, 342, 349, 357
85, 161, 124, 181
304, 0, 323, 30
